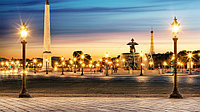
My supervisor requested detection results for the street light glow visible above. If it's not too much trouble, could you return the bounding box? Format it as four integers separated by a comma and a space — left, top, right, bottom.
20, 23, 28, 40
96, 63, 100, 67
116, 59, 119, 62
70, 60, 73, 64
55, 62, 58, 65
163, 61, 167, 66
140, 53, 143, 57
188, 53, 193, 58
33, 59, 37, 63
171, 17, 180, 36
61, 57, 64, 61
1, 62, 4, 66
81, 55, 84, 59
82, 63, 85, 67
149, 61, 153, 65
105, 52, 109, 58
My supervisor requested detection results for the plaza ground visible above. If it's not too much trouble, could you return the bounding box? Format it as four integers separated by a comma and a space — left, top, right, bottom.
1, 72, 200, 97
1, 97, 200, 111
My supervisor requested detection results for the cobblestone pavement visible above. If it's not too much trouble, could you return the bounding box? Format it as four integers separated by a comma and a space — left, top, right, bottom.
0, 97, 200, 112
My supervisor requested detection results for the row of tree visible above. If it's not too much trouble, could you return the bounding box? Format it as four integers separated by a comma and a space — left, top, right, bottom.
153, 50, 200, 68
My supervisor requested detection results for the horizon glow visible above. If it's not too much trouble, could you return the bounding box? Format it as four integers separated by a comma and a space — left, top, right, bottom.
0, 0, 200, 60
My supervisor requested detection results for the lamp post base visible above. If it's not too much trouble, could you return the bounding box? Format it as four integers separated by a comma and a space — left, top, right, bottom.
19, 90, 31, 98
61, 70, 64, 75
169, 90, 183, 99
188, 72, 193, 75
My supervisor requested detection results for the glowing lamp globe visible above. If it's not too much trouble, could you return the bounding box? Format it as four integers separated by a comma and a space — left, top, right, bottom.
171, 17, 180, 36
20, 23, 28, 40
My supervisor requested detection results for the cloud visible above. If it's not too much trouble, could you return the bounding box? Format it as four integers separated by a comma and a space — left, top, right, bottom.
0, 4, 172, 14
0, 0, 75, 6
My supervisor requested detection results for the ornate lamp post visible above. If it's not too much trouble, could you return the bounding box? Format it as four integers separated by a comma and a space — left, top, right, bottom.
73, 58, 77, 73
54, 62, 58, 72
105, 60, 109, 76
19, 23, 31, 98
80, 55, 85, 76
1, 62, 4, 69
99, 59, 103, 72
96, 63, 100, 72
54, 66, 57, 72
33, 59, 37, 74
169, 17, 183, 98
163, 61, 167, 73
45, 59, 49, 74
81, 63, 85, 76
149, 61, 153, 70
188, 53, 193, 75
140, 52, 143, 76
70, 60, 73, 72
89, 60, 93, 72
105, 52, 109, 76
61, 57, 65, 75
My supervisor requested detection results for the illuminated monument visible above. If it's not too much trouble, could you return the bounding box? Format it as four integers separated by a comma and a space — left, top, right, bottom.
121, 38, 140, 70
148, 28, 155, 69
42, 0, 52, 70
150, 28, 155, 54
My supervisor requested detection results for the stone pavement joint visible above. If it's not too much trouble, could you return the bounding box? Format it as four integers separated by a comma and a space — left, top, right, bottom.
0, 97, 200, 112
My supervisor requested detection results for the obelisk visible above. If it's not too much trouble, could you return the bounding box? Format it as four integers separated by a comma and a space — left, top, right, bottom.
42, 0, 52, 70
150, 28, 155, 54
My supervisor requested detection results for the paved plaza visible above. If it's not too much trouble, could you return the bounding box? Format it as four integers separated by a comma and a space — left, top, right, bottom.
0, 97, 200, 112
1, 74, 200, 97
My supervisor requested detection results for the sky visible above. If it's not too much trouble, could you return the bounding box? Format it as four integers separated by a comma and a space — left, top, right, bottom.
0, 0, 200, 60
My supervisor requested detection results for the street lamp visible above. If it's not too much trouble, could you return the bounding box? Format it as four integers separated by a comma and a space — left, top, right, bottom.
180, 63, 184, 72
149, 61, 153, 70
81, 63, 85, 76
70, 60, 73, 72
99, 59, 103, 72
163, 61, 167, 73
61, 57, 65, 75
19, 23, 31, 98
140, 52, 143, 76
45, 58, 49, 74
73, 58, 77, 73
33, 59, 37, 74
80, 55, 85, 76
105, 52, 109, 76
1, 62, 4, 68
188, 53, 193, 75
89, 64, 92, 72
62, 62, 65, 75
169, 17, 182, 98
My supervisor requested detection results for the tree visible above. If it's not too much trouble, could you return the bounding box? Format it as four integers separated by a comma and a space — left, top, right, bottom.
84, 54, 92, 65
73, 51, 83, 59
